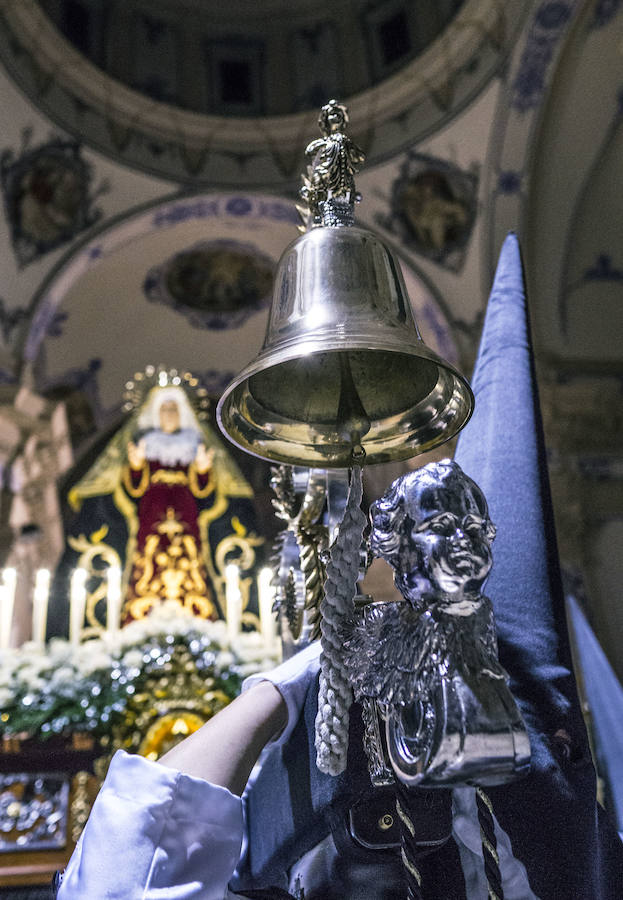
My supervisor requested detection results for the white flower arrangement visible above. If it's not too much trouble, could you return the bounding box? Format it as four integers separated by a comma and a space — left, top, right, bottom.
0, 610, 280, 741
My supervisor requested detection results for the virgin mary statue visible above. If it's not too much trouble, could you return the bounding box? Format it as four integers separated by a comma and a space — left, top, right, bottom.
122, 385, 218, 621
47, 375, 257, 636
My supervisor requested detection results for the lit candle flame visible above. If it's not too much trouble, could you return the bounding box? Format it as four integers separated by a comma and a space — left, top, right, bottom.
0, 568, 17, 651
106, 565, 122, 638
225, 563, 241, 645
32, 569, 50, 646
69, 568, 88, 647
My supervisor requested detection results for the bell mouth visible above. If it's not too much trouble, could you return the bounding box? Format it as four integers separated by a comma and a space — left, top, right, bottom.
217, 343, 473, 467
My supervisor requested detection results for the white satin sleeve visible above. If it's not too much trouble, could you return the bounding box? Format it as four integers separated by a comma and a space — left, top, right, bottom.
58, 749, 244, 900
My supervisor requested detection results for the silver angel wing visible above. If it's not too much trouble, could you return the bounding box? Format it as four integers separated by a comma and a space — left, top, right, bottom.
343, 601, 443, 708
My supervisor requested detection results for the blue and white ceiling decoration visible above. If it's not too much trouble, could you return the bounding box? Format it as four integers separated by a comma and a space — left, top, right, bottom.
510, 1, 574, 114
0, 297, 28, 345
590, 0, 623, 29
0, 131, 107, 267
143, 239, 275, 330
379, 151, 478, 272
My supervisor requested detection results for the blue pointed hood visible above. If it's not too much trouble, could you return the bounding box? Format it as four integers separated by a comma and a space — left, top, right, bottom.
455, 232, 623, 897
567, 595, 623, 834
454, 232, 580, 759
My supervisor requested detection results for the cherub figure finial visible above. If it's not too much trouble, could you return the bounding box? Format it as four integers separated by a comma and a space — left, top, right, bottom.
317, 98, 349, 134
299, 100, 365, 229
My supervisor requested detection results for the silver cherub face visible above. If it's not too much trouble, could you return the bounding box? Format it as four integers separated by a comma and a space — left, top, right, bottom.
356, 460, 530, 788
370, 460, 497, 601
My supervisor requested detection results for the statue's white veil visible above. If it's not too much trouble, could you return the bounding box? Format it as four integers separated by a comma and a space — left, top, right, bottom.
137, 386, 198, 432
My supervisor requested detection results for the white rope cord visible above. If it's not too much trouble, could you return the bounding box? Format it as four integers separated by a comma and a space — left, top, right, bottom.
315, 467, 365, 775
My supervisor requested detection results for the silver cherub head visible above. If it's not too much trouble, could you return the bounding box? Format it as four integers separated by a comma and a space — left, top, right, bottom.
349, 460, 530, 788
370, 459, 497, 604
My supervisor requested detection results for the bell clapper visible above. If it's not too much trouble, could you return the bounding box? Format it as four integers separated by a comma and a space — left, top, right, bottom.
336, 353, 371, 465
351, 443, 366, 465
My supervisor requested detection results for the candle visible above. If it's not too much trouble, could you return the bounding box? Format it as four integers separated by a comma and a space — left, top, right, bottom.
258, 567, 277, 650
106, 565, 122, 637
69, 568, 87, 647
225, 563, 241, 645
32, 569, 50, 646
0, 568, 17, 650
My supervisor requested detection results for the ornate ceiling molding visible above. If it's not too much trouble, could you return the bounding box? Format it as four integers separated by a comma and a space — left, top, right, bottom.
0, 0, 530, 187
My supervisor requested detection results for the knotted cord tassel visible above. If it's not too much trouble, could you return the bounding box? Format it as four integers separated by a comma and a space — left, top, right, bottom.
476, 787, 504, 900
315, 467, 365, 775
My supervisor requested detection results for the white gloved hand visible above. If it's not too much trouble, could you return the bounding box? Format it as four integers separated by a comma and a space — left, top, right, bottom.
242, 642, 321, 746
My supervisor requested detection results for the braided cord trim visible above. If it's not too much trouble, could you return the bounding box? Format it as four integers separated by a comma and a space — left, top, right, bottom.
314, 468, 365, 776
